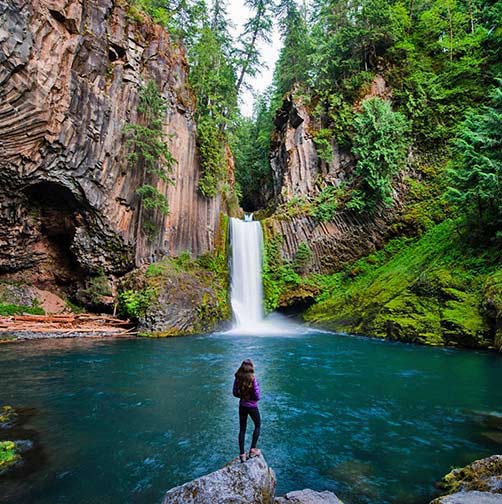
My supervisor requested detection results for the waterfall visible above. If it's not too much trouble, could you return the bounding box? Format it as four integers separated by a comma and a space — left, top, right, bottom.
229, 215, 264, 330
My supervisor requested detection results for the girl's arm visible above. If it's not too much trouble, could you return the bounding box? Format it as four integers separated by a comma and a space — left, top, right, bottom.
232, 378, 239, 398
253, 378, 261, 401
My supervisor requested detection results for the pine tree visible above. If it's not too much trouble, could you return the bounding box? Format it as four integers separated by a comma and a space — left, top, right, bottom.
235, 0, 274, 93
447, 82, 502, 241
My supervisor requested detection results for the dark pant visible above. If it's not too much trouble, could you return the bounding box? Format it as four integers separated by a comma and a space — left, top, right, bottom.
238, 405, 261, 454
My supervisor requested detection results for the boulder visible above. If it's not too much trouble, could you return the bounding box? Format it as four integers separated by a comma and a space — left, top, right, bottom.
162, 454, 276, 504
430, 491, 502, 503
118, 251, 230, 336
430, 455, 502, 504
275, 489, 344, 503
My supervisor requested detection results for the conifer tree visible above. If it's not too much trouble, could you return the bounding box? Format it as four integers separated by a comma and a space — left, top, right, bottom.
235, 0, 274, 93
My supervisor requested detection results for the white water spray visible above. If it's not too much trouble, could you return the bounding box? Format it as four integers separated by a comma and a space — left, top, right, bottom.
229, 216, 264, 329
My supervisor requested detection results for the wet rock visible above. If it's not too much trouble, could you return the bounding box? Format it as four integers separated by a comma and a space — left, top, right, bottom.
162, 453, 276, 504
275, 489, 344, 504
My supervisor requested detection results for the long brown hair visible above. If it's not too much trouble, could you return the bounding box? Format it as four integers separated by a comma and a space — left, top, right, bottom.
234, 359, 255, 399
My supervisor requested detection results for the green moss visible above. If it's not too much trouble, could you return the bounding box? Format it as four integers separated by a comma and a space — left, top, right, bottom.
305, 220, 501, 348
437, 457, 502, 494
0, 441, 20, 473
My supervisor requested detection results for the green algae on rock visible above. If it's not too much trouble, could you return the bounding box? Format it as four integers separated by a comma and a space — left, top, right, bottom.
0, 441, 21, 475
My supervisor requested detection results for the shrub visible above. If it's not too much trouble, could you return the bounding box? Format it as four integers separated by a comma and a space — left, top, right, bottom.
119, 288, 157, 319
352, 97, 410, 211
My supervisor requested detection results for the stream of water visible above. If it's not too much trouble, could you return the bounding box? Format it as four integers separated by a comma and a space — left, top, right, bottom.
229, 215, 265, 330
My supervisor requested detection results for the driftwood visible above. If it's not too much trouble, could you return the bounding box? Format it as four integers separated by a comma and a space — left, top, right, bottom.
0, 313, 135, 338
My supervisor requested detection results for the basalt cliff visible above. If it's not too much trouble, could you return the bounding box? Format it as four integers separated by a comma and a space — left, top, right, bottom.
0, 0, 230, 301
264, 77, 402, 274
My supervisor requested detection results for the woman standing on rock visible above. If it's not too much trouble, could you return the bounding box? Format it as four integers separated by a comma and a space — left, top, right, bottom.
233, 359, 261, 463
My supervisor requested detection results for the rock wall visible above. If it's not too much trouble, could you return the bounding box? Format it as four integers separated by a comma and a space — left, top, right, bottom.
0, 0, 226, 289
267, 83, 405, 274
270, 94, 354, 204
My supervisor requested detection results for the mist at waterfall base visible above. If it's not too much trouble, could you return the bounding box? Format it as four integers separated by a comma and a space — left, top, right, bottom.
227, 216, 300, 335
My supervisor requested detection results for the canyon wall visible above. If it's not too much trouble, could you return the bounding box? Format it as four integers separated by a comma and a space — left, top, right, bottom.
266, 81, 405, 274
0, 0, 226, 290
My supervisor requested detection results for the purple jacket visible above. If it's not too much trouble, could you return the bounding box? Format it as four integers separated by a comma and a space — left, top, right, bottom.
233, 377, 261, 408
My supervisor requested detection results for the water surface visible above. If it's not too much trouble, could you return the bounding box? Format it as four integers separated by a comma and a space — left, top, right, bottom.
1, 331, 501, 504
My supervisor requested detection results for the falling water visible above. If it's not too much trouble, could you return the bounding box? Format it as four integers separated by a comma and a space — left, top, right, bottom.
229, 215, 264, 330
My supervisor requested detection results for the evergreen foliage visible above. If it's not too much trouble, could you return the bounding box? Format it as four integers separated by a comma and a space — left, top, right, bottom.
351, 98, 410, 210
230, 93, 274, 209
235, 0, 274, 93
125, 81, 175, 232
447, 82, 502, 241
293, 242, 313, 274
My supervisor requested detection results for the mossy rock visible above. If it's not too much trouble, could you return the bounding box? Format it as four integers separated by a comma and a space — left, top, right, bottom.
117, 235, 230, 336
441, 292, 487, 348
373, 292, 443, 345
0, 405, 17, 429
304, 221, 500, 349
482, 272, 502, 350
0, 440, 21, 475
437, 455, 502, 495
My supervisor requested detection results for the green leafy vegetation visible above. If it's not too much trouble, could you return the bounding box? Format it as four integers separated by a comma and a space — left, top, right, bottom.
136, 185, 170, 215
293, 242, 313, 274
118, 288, 157, 320
311, 184, 347, 222
0, 304, 44, 316
77, 273, 113, 308
0, 441, 20, 472
446, 81, 502, 243
313, 129, 334, 163
351, 98, 410, 210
